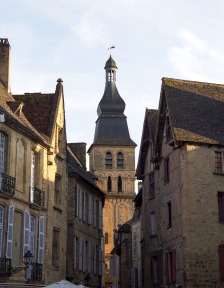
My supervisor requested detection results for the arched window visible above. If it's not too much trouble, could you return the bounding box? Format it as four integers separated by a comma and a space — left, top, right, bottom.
107, 176, 112, 192
105, 232, 109, 244
0, 205, 4, 256
118, 176, 122, 192
117, 152, 124, 168
106, 152, 112, 169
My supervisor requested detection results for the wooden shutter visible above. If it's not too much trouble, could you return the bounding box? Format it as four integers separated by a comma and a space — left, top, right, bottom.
23, 210, 30, 260
88, 242, 91, 273
165, 253, 169, 284
83, 241, 86, 272
99, 200, 102, 230
6, 205, 14, 258
38, 216, 44, 264
83, 192, 86, 222
171, 250, 176, 283
79, 189, 82, 220
79, 239, 82, 271
94, 245, 96, 274
75, 186, 79, 217
0, 206, 4, 257
99, 247, 102, 276
220, 244, 224, 282
74, 237, 76, 270
88, 195, 92, 225
93, 199, 96, 227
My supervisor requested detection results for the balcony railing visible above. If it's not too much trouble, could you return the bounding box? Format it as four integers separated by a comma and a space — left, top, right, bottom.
0, 173, 16, 197
31, 262, 42, 281
0, 257, 11, 278
33, 187, 45, 208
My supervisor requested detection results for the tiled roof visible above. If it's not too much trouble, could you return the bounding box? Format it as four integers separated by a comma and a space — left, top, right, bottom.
163, 78, 224, 145
13, 92, 58, 138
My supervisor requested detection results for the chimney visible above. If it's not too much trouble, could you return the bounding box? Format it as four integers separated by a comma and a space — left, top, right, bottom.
68, 143, 87, 170
0, 38, 11, 93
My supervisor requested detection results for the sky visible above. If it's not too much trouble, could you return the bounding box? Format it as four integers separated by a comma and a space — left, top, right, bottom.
1, 0, 224, 166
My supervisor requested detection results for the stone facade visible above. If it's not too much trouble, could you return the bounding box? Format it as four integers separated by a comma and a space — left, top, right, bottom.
0, 38, 68, 286
137, 79, 224, 288
67, 146, 105, 287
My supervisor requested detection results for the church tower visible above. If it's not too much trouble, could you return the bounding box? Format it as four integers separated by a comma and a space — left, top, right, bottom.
88, 56, 136, 284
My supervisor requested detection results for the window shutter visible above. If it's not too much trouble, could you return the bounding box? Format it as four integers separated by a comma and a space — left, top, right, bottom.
83, 241, 86, 272
6, 205, 14, 258
88, 242, 91, 273
79, 239, 82, 271
79, 189, 82, 220
93, 199, 96, 227
30, 151, 35, 203
0, 206, 4, 257
23, 210, 30, 260
94, 245, 96, 274
99, 200, 102, 230
171, 250, 176, 283
220, 244, 224, 282
99, 247, 102, 276
165, 253, 168, 284
76, 186, 79, 218
38, 216, 44, 264
74, 237, 76, 270
88, 195, 92, 225
83, 191, 86, 222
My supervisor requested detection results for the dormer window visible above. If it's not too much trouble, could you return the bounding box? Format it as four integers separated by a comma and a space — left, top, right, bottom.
106, 152, 112, 169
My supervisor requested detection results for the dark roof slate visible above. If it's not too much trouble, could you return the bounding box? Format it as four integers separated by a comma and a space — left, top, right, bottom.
163, 78, 224, 145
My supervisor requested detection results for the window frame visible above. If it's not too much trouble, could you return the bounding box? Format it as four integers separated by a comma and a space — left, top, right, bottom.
164, 157, 170, 184
107, 176, 112, 193
105, 152, 112, 169
149, 172, 155, 199
218, 192, 224, 222
167, 202, 172, 229
150, 211, 157, 237
215, 151, 224, 173
117, 152, 124, 168
118, 176, 122, 193
52, 228, 60, 268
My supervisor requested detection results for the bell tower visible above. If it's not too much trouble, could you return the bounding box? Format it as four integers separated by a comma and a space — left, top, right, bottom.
88, 56, 136, 286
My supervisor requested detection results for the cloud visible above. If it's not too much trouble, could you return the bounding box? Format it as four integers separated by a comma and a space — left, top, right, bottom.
73, 14, 108, 47
168, 29, 224, 83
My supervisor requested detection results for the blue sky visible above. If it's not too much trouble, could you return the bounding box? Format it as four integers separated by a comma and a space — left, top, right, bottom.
1, 0, 224, 164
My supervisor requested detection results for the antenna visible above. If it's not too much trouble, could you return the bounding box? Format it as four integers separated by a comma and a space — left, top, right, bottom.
108, 45, 115, 55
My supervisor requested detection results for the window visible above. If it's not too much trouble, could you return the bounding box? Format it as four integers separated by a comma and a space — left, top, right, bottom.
0, 132, 5, 173
107, 176, 112, 192
218, 192, 224, 222
106, 152, 112, 169
0, 205, 4, 257
219, 244, 224, 282
150, 211, 157, 237
167, 202, 172, 229
164, 157, 169, 184
30, 151, 36, 203
118, 176, 122, 192
52, 228, 59, 267
151, 256, 158, 285
215, 152, 223, 173
117, 152, 124, 168
165, 250, 176, 285
30, 215, 35, 256
54, 175, 61, 206
105, 233, 109, 244
149, 172, 155, 199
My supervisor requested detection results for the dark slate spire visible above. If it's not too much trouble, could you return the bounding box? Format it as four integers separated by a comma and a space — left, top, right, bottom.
93, 56, 136, 146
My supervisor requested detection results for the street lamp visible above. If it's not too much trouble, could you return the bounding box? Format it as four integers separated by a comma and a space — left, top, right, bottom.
24, 250, 33, 280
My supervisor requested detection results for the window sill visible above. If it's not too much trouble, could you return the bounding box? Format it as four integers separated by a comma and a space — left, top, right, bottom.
213, 172, 224, 176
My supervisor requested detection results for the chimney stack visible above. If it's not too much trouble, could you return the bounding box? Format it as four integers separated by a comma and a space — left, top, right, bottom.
68, 143, 87, 170
0, 38, 11, 93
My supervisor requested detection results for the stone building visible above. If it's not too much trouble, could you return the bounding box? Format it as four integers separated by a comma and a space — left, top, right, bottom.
137, 78, 224, 287
88, 56, 136, 287
67, 143, 105, 287
0, 38, 68, 286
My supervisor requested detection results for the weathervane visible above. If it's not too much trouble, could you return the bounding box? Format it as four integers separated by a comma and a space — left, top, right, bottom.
108, 45, 115, 55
